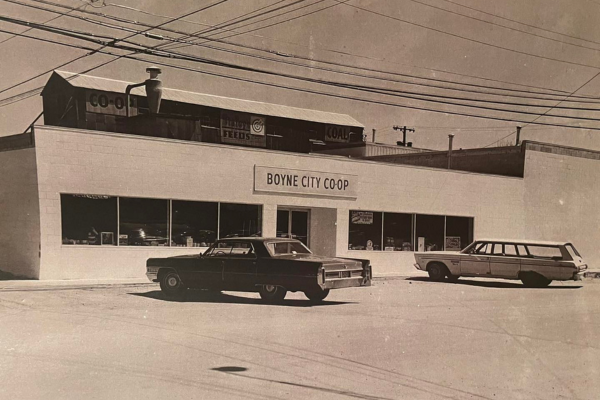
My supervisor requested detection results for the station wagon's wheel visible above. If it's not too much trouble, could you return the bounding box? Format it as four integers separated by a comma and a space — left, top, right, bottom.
259, 285, 287, 303
160, 271, 187, 299
520, 273, 552, 288
304, 288, 330, 303
427, 263, 447, 282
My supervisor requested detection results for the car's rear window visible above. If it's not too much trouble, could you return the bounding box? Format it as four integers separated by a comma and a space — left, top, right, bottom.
267, 241, 311, 255
565, 244, 581, 258
525, 245, 562, 259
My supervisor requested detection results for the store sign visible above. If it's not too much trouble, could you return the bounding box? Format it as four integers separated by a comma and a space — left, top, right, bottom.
351, 211, 373, 225
445, 236, 461, 251
221, 111, 266, 147
251, 115, 265, 136
86, 90, 136, 116
325, 125, 350, 143
254, 166, 357, 199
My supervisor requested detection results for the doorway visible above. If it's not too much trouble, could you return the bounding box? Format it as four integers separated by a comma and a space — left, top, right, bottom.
276, 208, 310, 246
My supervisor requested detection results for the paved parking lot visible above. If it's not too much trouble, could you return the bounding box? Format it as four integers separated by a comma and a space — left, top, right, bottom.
0, 277, 598, 399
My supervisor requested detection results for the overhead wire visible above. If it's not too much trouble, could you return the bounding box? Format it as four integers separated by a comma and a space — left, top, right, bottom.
4, 21, 600, 129
404, 0, 600, 53
438, 0, 600, 48
17, 0, 592, 98
8, 0, 600, 104
483, 70, 600, 147
0, 1, 233, 101
3, 26, 600, 133
333, 0, 600, 70
4, 15, 600, 121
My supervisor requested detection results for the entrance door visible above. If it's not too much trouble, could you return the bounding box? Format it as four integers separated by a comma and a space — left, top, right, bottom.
276, 209, 310, 246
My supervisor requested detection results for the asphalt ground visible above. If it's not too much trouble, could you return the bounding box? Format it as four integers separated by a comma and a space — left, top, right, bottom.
0, 276, 598, 399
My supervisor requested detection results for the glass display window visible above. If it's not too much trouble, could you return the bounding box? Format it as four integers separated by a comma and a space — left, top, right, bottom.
61, 194, 117, 245
383, 212, 414, 251
219, 203, 262, 238
416, 214, 445, 252
172, 200, 218, 247
348, 210, 382, 251
119, 197, 169, 246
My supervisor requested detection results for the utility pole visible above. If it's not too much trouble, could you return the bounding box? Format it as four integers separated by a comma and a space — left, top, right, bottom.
393, 125, 415, 146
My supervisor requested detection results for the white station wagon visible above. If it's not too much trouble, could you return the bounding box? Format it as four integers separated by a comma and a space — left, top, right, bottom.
414, 239, 588, 287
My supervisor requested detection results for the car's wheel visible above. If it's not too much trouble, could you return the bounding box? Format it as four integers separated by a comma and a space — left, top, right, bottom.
447, 274, 460, 282
304, 288, 330, 303
160, 270, 187, 299
259, 285, 287, 303
520, 273, 552, 288
427, 263, 447, 282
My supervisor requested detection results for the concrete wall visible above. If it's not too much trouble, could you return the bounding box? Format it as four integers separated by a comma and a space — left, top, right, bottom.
523, 148, 600, 268
0, 147, 40, 278
32, 126, 526, 279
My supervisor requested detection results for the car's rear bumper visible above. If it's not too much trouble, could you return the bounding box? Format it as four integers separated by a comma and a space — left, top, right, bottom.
573, 271, 586, 281
322, 276, 371, 289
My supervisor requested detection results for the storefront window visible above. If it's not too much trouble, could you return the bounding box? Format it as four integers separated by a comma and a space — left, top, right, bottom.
348, 210, 382, 250
219, 203, 262, 238
61, 194, 117, 245
172, 200, 218, 247
383, 213, 413, 251
119, 197, 169, 246
416, 214, 445, 251
445, 216, 473, 251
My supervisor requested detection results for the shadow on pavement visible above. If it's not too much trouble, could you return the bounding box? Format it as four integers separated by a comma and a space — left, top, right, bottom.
130, 290, 355, 307
405, 276, 583, 289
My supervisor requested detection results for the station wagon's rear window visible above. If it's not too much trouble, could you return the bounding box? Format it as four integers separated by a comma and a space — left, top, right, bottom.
525, 245, 562, 259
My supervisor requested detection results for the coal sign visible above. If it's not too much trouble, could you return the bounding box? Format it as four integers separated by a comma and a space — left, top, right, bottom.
325, 125, 350, 143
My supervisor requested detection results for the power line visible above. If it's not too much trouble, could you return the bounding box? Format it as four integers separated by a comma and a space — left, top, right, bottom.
0, 1, 233, 104
404, 0, 600, 54
163, 0, 306, 48
19, 0, 588, 97
438, 0, 600, 48
333, 0, 600, 70
5, 23, 600, 129
483, 70, 600, 147
0, 1, 85, 46
3, 28, 600, 133
9, 0, 600, 105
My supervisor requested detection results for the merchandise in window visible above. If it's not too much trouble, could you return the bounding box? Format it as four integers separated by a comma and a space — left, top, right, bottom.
61, 194, 117, 245
382, 212, 413, 251
219, 203, 262, 238
416, 214, 445, 252
172, 200, 218, 247
120, 197, 169, 246
348, 210, 382, 251
445, 216, 474, 251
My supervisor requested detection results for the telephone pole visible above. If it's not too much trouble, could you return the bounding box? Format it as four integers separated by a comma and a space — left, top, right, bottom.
392, 125, 415, 146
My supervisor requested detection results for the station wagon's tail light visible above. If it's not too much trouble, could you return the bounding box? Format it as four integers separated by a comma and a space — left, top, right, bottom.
318, 266, 324, 285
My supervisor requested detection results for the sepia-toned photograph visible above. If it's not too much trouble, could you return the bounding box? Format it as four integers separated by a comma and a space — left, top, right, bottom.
0, 0, 599, 398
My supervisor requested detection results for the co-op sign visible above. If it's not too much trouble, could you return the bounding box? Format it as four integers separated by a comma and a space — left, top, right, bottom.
254, 166, 357, 199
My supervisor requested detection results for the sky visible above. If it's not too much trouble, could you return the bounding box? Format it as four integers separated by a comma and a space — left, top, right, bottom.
2, 0, 600, 150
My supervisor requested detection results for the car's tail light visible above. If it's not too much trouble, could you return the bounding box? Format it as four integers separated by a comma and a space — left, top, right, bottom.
318, 266, 324, 284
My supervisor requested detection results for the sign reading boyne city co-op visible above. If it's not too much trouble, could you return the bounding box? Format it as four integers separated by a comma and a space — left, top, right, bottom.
254, 166, 357, 199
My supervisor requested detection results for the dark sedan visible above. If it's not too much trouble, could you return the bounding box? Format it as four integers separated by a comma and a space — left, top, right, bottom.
146, 237, 372, 302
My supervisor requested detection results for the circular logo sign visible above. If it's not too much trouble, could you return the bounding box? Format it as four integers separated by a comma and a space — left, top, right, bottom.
251, 117, 264, 135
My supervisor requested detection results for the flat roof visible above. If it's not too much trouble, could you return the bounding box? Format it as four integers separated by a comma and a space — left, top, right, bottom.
48, 70, 364, 128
